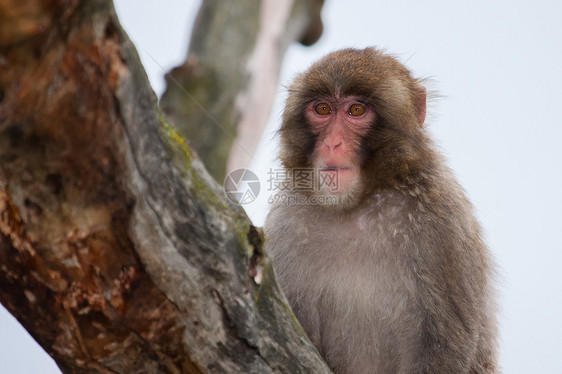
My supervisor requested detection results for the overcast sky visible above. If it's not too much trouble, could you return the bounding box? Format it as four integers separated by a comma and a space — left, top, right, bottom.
1, 1, 561, 373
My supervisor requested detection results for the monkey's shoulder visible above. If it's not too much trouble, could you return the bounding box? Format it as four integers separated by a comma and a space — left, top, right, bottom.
265, 185, 482, 257
265, 190, 416, 249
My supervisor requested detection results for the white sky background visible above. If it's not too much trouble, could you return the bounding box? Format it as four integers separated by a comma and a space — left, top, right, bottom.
1, 1, 561, 373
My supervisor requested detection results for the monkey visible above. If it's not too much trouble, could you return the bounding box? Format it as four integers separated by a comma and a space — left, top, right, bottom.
264, 47, 498, 374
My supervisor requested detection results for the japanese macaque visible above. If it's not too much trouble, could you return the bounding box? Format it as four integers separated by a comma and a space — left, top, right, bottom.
264, 48, 498, 374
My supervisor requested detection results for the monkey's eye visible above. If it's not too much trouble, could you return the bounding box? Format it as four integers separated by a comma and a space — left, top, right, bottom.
348, 103, 366, 117
314, 103, 332, 115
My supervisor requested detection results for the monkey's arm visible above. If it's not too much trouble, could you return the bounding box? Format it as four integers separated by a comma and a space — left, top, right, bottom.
408, 218, 494, 373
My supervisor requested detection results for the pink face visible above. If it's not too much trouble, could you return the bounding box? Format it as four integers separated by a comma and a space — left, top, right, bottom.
306, 96, 375, 194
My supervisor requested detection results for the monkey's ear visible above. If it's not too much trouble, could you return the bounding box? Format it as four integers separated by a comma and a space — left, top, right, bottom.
415, 85, 427, 126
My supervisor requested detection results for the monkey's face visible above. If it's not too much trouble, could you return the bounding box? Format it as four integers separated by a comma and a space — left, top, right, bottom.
279, 47, 427, 209
306, 96, 373, 197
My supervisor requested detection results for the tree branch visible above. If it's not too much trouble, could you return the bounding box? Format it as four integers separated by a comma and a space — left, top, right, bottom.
160, 0, 324, 181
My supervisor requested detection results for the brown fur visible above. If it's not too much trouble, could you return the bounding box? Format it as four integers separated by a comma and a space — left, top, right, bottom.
265, 47, 498, 373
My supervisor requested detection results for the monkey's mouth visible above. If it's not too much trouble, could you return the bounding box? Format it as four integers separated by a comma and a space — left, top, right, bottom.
320, 166, 353, 171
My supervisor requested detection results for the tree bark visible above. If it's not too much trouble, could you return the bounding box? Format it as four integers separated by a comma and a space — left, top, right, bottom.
0, 0, 330, 372
160, 0, 324, 181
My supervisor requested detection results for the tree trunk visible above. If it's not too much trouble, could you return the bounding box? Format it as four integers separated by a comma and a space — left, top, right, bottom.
160, 0, 324, 181
0, 0, 330, 372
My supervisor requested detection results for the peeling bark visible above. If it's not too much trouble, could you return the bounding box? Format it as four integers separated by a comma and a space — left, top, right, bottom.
0, 0, 330, 372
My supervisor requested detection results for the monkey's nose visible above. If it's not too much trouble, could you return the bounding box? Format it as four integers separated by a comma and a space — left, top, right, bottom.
324, 139, 342, 151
